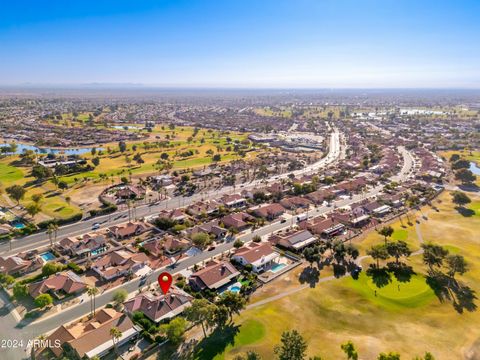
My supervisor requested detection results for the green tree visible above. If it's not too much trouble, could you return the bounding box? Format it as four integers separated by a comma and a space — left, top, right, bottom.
386, 241, 411, 265
377, 352, 400, 360
31, 165, 52, 181
12, 283, 28, 299
216, 291, 246, 321
367, 244, 389, 268
92, 157, 100, 166
341, 341, 358, 360
6, 185, 26, 205
454, 168, 476, 184
31, 193, 43, 204
234, 351, 263, 360
87, 286, 99, 316
184, 298, 217, 338
191, 232, 212, 249
421, 243, 449, 271
213, 154, 221, 162
414, 353, 435, 360
112, 289, 128, 307
25, 202, 42, 218
109, 326, 122, 355
160, 317, 188, 344
451, 191, 471, 207
118, 141, 127, 153
42, 262, 63, 277
233, 239, 244, 249
35, 293, 53, 309
274, 330, 308, 360
378, 226, 394, 245
446, 254, 468, 279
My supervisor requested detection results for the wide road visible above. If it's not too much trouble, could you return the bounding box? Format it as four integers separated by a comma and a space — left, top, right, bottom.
0, 129, 342, 256
0, 141, 412, 360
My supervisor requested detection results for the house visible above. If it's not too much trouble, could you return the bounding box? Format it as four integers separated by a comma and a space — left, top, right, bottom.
306, 189, 335, 205
186, 219, 227, 240
189, 261, 240, 291
28, 271, 87, 298
0, 254, 42, 276
108, 221, 151, 240
124, 287, 193, 323
143, 234, 190, 256
39, 308, 139, 359
251, 203, 286, 220
221, 212, 255, 231
186, 200, 221, 217
362, 201, 392, 217
115, 185, 146, 200
299, 216, 345, 238
56, 233, 107, 257
280, 196, 311, 210
220, 194, 247, 208
332, 211, 370, 228
269, 230, 317, 251
232, 242, 280, 273
156, 209, 187, 223
334, 177, 368, 194
92, 250, 149, 280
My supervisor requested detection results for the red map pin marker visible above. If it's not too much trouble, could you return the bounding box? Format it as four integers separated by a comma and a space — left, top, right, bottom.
158, 272, 173, 295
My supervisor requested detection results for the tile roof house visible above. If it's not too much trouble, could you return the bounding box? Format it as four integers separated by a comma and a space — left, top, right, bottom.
269, 229, 317, 251
92, 250, 149, 280
251, 203, 286, 220
298, 216, 345, 237
221, 212, 255, 231
124, 287, 193, 323
280, 196, 312, 210
108, 221, 151, 240
189, 260, 240, 291
220, 194, 247, 208
56, 233, 106, 257
306, 189, 335, 204
186, 219, 227, 239
232, 242, 280, 273
28, 271, 87, 298
157, 209, 187, 223
40, 308, 139, 359
0, 254, 42, 276
143, 234, 190, 256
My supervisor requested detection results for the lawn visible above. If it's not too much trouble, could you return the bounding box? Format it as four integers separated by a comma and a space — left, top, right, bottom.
0, 161, 25, 186
217, 191, 480, 360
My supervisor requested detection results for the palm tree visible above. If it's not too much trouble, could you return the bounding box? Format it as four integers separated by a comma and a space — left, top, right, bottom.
87, 286, 99, 316
110, 326, 122, 355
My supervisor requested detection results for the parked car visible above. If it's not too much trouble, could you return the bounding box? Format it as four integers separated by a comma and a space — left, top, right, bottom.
92, 223, 100, 230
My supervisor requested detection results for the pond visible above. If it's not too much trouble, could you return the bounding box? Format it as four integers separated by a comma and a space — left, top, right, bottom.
469, 162, 480, 175
1, 142, 103, 155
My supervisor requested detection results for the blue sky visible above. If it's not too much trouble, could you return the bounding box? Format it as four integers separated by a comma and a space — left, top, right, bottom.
1, 0, 479, 87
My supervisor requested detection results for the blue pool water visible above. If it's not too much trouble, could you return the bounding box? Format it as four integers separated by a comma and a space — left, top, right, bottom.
40, 252, 55, 261
90, 247, 106, 256
11, 221, 25, 229
271, 263, 287, 273
229, 286, 241, 293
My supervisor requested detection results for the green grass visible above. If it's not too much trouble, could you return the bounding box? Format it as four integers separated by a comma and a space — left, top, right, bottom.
392, 229, 408, 241
343, 272, 435, 310
0, 162, 24, 186
194, 320, 266, 360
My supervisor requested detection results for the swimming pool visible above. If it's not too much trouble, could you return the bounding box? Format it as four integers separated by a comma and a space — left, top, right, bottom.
40, 252, 55, 261
270, 263, 287, 273
90, 247, 107, 256
229, 286, 241, 293
11, 220, 25, 229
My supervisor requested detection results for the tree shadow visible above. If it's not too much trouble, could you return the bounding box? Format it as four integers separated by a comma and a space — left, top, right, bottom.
299, 266, 320, 288
455, 206, 475, 217
387, 262, 415, 283
426, 272, 477, 313
192, 324, 240, 360
366, 265, 392, 288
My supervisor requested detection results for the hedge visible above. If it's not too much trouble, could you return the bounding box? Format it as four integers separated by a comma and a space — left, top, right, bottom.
37, 213, 83, 229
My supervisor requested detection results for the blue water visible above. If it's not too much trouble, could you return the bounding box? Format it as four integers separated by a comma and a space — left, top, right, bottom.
40, 252, 55, 261
90, 247, 106, 256
271, 263, 287, 273
11, 221, 25, 229
229, 286, 241, 293
470, 162, 480, 175
0, 143, 103, 155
